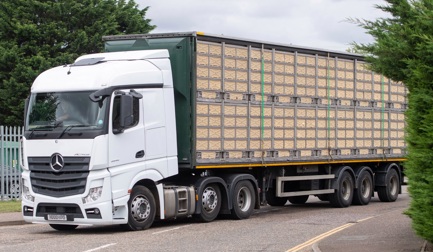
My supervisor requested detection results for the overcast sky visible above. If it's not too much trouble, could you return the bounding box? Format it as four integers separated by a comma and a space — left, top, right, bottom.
136, 0, 387, 52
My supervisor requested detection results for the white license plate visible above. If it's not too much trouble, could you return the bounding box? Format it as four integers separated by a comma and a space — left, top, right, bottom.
47, 214, 67, 221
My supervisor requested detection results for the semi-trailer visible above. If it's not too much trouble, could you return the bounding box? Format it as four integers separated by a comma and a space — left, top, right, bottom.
21, 32, 406, 231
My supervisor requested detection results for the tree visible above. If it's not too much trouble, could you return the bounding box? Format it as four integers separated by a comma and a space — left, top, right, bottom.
0, 0, 155, 126
353, 0, 433, 243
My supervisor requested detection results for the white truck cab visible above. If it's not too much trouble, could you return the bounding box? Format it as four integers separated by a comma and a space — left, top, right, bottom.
21, 50, 179, 230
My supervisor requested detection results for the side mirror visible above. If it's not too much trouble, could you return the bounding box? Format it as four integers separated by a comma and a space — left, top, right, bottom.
119, 94, 134, 128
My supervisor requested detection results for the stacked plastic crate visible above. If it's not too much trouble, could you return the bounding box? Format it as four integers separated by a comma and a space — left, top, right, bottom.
195, 40, 406, 164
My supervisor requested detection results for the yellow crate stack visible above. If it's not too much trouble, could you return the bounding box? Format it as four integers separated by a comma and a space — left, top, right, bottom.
195, 40, 407, 163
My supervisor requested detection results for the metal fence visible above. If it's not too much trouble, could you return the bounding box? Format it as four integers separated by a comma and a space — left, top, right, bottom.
0, 126, 23, 200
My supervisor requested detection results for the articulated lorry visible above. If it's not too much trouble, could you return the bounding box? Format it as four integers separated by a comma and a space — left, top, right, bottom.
21, 32, 407, 231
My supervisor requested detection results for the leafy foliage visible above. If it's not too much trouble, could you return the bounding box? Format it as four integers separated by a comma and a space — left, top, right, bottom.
353, 0, 433, 243
0, 0, 155, 126
28, 93, 58, 124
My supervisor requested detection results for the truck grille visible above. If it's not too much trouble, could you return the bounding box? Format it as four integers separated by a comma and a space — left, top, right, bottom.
28, 156, 90, 197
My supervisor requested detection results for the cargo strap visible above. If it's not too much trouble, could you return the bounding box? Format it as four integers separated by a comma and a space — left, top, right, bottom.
261, 46, 265, 163
326, 54, 333, 159
381, 75, 386, 158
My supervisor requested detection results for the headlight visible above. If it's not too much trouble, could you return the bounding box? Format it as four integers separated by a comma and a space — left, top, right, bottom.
82, 186, 103, 204
22, 183, 35, 202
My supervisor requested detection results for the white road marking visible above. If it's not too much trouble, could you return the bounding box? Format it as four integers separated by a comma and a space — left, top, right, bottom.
152, 224, 192, 235
83, 243, 116, 252
357, 216, 375, 223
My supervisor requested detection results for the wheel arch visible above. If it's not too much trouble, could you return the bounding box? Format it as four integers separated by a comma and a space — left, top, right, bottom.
353, 166, 374, 189
219, 174, 260, 212
331, 165, 356, 190
374, 163, 402, 186
193, 176, 228, 215
129, 169, 164, 219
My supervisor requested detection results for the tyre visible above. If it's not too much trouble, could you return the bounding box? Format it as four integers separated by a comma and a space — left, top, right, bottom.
377, 169, 399, 202
197, 184, 222, 222
287, 195, 309, 205
49, 224, 78, 231
265, 188, 287, 206
231, 180, 256, 220
126, 186, 156, 231
317, 194, 329, 201
329, 171, 354, 208
353, 170, 373, 205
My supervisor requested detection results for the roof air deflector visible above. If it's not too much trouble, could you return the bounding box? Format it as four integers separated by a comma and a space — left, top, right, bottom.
73, 57, 105, 66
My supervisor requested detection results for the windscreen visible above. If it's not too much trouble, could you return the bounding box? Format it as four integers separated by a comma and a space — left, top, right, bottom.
25, 91, 108, 133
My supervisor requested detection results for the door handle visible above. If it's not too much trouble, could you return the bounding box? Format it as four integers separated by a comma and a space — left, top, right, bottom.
135, 150, 145, 158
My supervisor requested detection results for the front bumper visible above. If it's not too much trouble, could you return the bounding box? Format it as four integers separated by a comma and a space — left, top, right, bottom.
21, 170, 130, 226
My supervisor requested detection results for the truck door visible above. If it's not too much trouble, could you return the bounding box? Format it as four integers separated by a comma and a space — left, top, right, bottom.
108, 92, 145, 168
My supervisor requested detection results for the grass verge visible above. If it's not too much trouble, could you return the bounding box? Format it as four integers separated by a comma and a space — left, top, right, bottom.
0, 200, 21, 213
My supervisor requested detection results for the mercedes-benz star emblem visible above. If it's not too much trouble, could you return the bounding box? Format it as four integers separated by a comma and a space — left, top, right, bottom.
50, 153, 65, 172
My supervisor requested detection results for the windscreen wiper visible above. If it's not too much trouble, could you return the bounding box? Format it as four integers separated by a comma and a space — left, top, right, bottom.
28, 124, 60, 139
57, 125, 91, 139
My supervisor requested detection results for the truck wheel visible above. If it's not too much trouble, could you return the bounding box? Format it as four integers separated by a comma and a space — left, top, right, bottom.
265, 189, 287, 206
126, 186, 156, 231
353, 170, 373, 205
198, 184, 221, 222
287, 195, 309, 205
231, 180, 255, 220
329, 171, 354, 208
377, 169, 399, 202
49, 224, 78, 231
